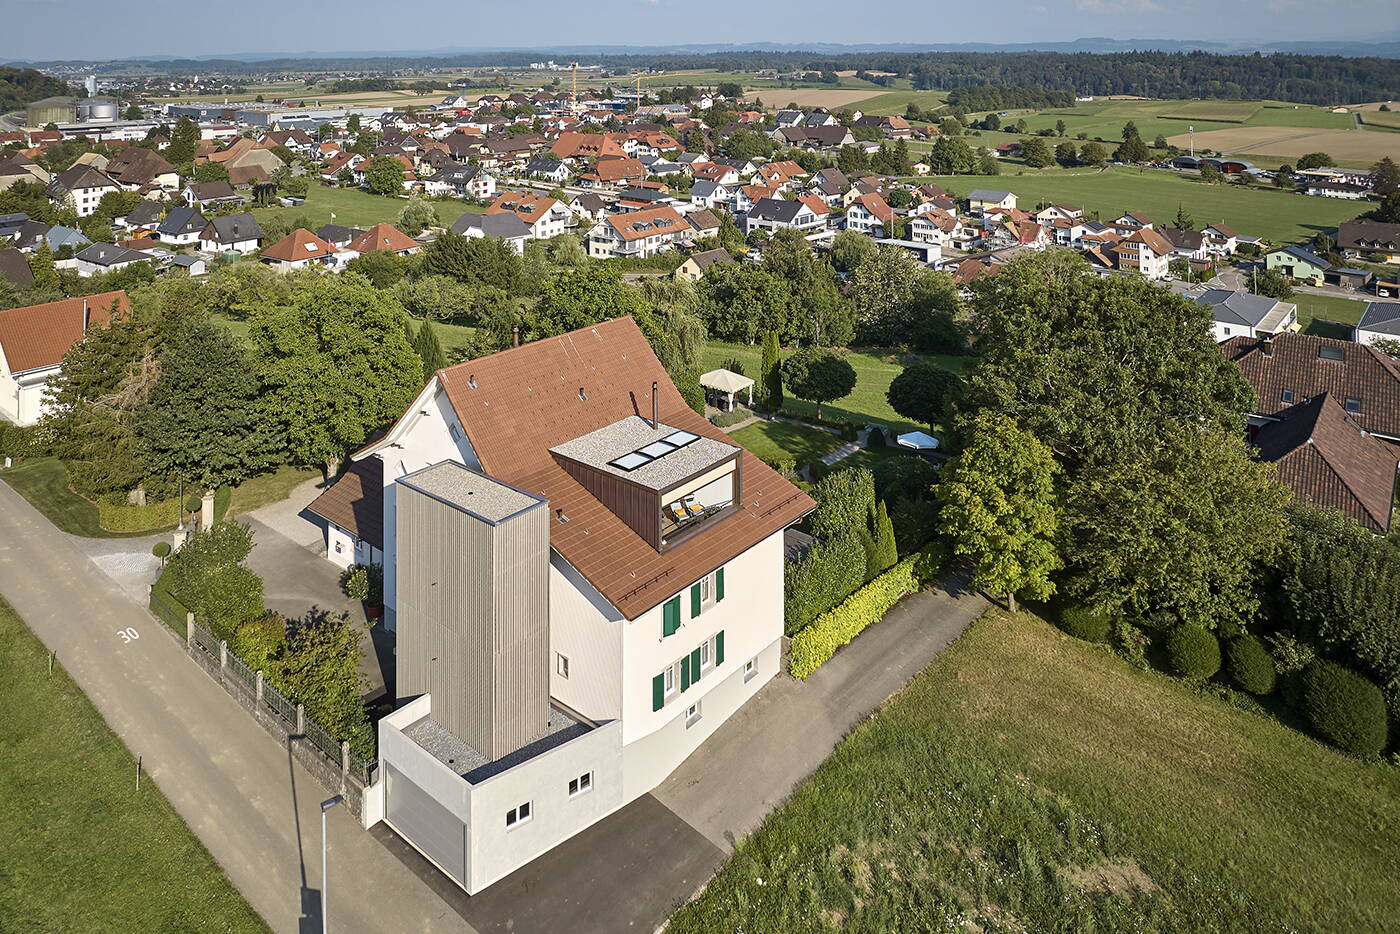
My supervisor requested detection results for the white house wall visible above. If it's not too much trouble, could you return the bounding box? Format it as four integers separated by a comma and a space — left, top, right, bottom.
620, 530, 785, 748
377, 382, 480, 633
0, 363, 57, 426
549, 554, 623, 721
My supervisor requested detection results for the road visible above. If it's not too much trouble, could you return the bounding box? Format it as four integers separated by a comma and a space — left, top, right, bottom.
0, 480, 476, 934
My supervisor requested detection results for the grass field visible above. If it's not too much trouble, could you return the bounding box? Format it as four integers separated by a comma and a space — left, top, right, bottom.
1291, 291, 1372, 339
702, 342, 966, 435
1160, 100, 1261, 122
0, 598, 270, 933
251, 184, 485, 232
908, 165, 1364, 243
667, 609, 1400, 934
729, 421, 844, 466
1359, 110, 1400, 130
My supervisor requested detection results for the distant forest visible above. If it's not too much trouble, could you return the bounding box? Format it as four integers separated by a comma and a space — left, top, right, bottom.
0, 66, 73, 112
21, 50, 1400, 106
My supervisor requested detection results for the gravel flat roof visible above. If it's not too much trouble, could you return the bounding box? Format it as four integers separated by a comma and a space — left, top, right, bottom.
398, 460, 544, 524
551, 415, 738, 491
403, 704, 593, 783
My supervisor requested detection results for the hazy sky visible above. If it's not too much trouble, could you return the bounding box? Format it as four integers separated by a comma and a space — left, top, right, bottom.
2, 0, 1391, 61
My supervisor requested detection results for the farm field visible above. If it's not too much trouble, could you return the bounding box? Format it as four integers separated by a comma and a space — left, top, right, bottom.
666, 609, 1400, 934
750, 88, 890, 109
702, 341, 967, 435
908, 166, 1366, 243
250, 183, 484, 232
0, 599, 272, 934
976, 98, 1353, 150
1164, 126, 1400, 167
1359, 110, 1400, 130
846, 89, 950, 116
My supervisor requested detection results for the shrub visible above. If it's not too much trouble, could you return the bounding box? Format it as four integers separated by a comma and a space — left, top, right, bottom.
152, 541, 172, 559
98, 496, 185, 533
719, 356, 746, 377
1299, 662, 1388, 757
1226, 636, 1277, 695
232, 613, 287, 672
1165, 625, 1221, 679
1057, 605, 1112, 643
1266, 630, 1316, 675
1113, 618, 1150, 670
784, 532, 867, 634
160, 520, 263, 639
789, 543, 945, 679
341, 564, 370, 601
867, 426, 885, 449
710, 406, 753, 428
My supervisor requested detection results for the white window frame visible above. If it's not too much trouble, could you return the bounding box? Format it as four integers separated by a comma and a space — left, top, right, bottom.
700, 638, 711, 671
556, 653, 569, 679
568, 771, 593, 798
664, 662, 677, 697
505, 800, 532, 829
685, 700, 701, 728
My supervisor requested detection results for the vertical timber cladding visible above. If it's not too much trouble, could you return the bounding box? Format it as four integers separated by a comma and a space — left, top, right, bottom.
396, 462, 551, 761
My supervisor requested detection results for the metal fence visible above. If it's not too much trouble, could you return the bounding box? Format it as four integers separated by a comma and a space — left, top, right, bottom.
191, 621, 219, 659
263, 680, 297, 727
306, 718, 341, 762
226, 651, 256, 695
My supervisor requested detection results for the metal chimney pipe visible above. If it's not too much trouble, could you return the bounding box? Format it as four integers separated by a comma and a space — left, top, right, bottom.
512, 325, 520, 347
651, 380, 659, 429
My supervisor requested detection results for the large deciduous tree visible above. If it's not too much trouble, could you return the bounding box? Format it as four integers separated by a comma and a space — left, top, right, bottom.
140, 321, 282, 490
887, 361, 961, 434
938, 414, 1062, 612
363, 155, 406, 196
247, 274, 421, 476
782, 347, 856, 419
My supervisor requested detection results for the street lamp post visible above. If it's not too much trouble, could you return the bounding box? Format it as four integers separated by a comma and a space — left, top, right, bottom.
320, 795, 343, 934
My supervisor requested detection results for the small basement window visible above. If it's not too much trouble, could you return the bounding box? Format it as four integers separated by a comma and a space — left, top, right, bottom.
568, 772, 593, 797
505, 801, 532, 828
556, 653, 569, 679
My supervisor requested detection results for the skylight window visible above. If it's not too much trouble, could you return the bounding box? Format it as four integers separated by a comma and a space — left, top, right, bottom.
606, 429, 702, 471
609, 452, 651, 471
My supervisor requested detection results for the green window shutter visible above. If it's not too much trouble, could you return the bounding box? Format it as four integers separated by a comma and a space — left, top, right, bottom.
663, 597, 680, 637
681, 655, 691, 691
691, 647, 702, 681
652, 673, 665, 712
690, 583, 702, 618
715, 567, 725, 602
715, 631, 724, 666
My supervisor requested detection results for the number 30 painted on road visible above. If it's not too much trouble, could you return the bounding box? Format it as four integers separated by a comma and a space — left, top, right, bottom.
117, 627, 140, 643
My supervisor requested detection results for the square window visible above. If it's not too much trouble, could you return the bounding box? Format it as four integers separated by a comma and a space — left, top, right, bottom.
505, 800, 532, 828
569, 771, 593, 797
1281, 389, 1294, 403
685, 701, 701, 727
557, 653, 569, 678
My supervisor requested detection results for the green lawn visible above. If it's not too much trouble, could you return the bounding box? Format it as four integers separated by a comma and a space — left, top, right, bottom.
408, 317, 480, 358
668, 609, 1400, 934
907, 165, 1365, 243
252, 183, 485, 232
0, 458, 149, 538
0, 598, 270, 933
703, 341, 966, 435
729, 421, 844, 467
1, 457, 316, 537
847, 89, 949, 116
1292, 291, 1372, 339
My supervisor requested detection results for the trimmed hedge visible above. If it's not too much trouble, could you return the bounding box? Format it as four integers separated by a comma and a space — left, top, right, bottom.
1226, 635, 1278, 695
1299, 661, 1389, 758
711, 406, 753, 428
1165, 625, 1221, 679
789, 543, 945, 680
1056, 605, 1112, 643
98, 497, 183, 533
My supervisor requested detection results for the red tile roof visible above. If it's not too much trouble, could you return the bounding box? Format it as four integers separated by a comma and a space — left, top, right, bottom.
307, 458, 384, 547
346, 223, 418, 253
0, 291, 127, 374
418, 317, 813, 619
1253, 393, 1397, 532
604, 205, 692, 242
261, 228, 339, 263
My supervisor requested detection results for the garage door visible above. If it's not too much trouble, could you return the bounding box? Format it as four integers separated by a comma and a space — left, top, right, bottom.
385, 764, 467, 885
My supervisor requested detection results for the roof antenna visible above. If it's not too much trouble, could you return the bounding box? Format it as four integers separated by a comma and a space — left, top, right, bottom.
651, 380, 659, 429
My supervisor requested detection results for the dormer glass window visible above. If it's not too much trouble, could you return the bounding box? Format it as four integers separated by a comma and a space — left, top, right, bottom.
1281, 389, 1294, 403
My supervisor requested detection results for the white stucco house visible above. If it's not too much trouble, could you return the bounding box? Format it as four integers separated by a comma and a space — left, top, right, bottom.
319, 317, 813, 894
0, 291, 127, 426
1354, 301, 1400, 348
